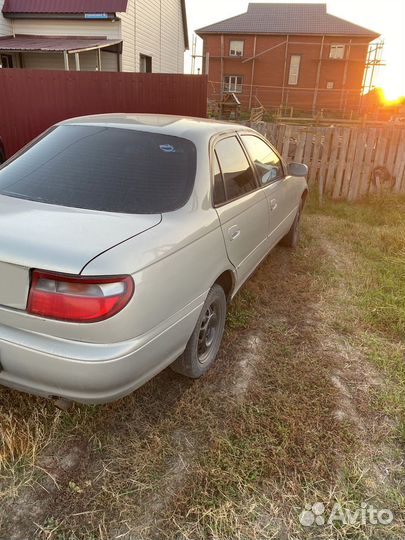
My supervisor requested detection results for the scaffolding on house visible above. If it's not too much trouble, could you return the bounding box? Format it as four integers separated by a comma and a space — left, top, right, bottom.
191, 34, 206, 76
361, 39, 385, 95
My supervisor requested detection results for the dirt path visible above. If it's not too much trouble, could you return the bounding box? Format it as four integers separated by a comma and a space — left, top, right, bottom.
1, 207, 404, 539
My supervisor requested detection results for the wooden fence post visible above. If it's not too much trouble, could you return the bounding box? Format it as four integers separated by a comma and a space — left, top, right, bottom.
302, 128, 314, 170
332, 127, 350, 199
348, 129, 367, 202
341, 128, 359, 200
281, 125, 292, 162
294, 128, 306, 163
309, 127, 323, 185
393, 132, 405, 192
325, 127, 341, 195
318, 127, 333, 203
359, 128, 377, 197
386, 127, 400, 176
276, 124, 286, 152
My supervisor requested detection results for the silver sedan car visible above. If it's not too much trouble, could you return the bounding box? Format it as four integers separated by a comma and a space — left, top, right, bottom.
0, 114, 308, 404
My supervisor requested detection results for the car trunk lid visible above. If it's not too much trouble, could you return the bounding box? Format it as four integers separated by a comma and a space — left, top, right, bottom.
0, 195, 161, 310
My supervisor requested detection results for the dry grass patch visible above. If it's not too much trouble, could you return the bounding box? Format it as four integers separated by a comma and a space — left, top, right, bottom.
0, 194, 404, 539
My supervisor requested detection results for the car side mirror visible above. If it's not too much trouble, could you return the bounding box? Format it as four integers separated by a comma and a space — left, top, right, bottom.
288, 162, 308, 177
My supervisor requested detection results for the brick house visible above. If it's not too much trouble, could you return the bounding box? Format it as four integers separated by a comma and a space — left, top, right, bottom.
196, 3, 380, 113
0, 0, 188, 72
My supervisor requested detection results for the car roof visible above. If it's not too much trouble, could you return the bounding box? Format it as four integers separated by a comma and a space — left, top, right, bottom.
58, 113, 253, 141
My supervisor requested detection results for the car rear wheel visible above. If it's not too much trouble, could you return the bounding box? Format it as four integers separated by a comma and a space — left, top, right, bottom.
170, 284, 227, 378
280, 198, 303, 248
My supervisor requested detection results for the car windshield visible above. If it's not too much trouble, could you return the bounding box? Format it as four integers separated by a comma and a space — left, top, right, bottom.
0, 125, 197, 214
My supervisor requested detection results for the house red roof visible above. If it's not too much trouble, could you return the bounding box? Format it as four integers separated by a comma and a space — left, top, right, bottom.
2, 1, 128, 13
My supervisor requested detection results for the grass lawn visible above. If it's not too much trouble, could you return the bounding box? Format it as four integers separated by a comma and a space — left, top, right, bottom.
0, 194, 404, 539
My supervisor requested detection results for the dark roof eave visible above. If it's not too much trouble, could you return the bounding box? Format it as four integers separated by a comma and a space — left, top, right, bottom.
3, 12, 118, 20
181, 0, 189, 50
196, 30, 380, 39
0, 34, 123, 53
2, 0, 128, 14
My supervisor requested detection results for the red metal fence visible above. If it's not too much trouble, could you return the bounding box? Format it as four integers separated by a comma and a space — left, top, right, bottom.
0, 70, 208, 158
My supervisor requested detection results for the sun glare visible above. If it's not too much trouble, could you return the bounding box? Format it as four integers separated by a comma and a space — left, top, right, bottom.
380, 88, 404, 105
375, 67, 405, 104
373, 57, 405, 105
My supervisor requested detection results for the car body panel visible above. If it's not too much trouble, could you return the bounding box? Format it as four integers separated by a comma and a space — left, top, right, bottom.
0, 260, 29, 310
0, 297, 203, 403
0, 193, 161, 296
0, 114, 308, 403
263, 176, 300, 247
215, 189, 269, 285
83, 209, 234, 340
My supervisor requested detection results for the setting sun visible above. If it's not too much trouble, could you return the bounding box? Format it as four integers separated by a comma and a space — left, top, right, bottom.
374, 87, 405, 107
375, 69, 405, 103
380, 87, 404, 104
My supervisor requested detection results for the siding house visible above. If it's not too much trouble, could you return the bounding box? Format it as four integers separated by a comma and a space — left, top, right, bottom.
0, 0, 188, 72
196, 3, 380, 113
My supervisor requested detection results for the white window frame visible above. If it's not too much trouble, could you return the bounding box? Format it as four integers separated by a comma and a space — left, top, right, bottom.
139, 53, 152, 73
0, 54, 13, 68
288, 55, 301, 86
229, 40, 244, 57
223, 75, 243, 93
329, 44, 345, 59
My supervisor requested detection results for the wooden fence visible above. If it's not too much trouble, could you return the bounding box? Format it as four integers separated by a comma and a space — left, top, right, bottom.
253, 123, 405, 201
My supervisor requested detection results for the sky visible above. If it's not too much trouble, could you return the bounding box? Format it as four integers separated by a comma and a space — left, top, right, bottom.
184, 0, 405, 100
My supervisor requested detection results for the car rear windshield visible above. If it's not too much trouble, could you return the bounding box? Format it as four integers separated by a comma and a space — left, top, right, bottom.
0, 125, 197, 214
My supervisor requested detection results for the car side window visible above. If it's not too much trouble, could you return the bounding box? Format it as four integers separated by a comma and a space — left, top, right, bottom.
214, 136, 257, 202
212, 151, 226, 205
241, 135, 284, 185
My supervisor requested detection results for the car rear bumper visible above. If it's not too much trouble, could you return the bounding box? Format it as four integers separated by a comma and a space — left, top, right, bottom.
0, 301, 203, 404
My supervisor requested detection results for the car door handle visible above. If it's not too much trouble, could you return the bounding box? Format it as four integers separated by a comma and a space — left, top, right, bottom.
270, 198, 278, 211
228, 225, 240, 241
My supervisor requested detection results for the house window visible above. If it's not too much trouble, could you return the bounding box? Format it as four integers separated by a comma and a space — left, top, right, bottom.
0, 54, 13, 68
288, 55, 301, 85
223, 75, 243, 93
326, 81, 334, 89
139, 54, 152, 73
229, 40, 244, 57
329, 45, 345, 59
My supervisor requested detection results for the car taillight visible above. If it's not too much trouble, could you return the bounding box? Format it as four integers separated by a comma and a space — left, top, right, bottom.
27, 270, 134, 323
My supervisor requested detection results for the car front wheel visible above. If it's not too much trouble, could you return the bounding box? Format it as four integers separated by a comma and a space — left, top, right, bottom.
170, 283, 227, 378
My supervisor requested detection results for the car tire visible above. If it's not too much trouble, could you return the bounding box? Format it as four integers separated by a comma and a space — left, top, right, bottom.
280, 198, 303, 248
170, 283, 227, 378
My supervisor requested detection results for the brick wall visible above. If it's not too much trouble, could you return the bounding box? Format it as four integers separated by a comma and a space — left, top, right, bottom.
202, 33, 371, 113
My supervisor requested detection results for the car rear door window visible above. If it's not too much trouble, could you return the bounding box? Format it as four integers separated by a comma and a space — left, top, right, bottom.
214, 136, 257, 202
212, 151, 226, 205
0, 125, 197, 214
241, 135, 284, 184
